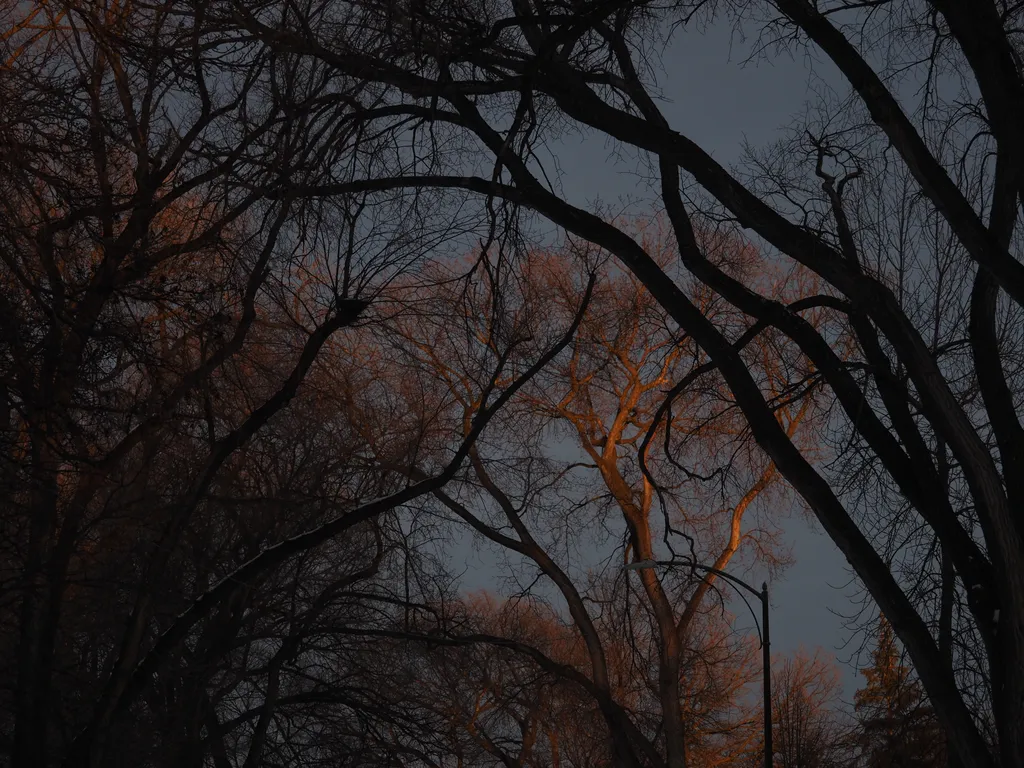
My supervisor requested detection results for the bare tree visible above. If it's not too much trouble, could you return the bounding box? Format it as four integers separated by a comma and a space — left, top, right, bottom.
363, 233, 812, 768
10, 1, 1024, 766
769, 650, 856, 768
0, 3, 586, 766
220, 1, 1024, 764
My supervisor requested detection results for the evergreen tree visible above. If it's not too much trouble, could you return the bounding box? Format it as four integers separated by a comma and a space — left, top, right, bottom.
854, 619, 946, 768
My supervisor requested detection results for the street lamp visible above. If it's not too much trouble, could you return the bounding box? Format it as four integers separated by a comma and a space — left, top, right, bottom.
624, 559, 773, 768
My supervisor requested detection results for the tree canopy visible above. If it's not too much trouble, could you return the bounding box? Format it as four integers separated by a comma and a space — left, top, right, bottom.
3, 1, 1024, 767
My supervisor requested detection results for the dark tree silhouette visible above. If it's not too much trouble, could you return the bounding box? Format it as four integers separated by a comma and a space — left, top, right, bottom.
6, 1, 1024, 767
218, 1, 1024, 764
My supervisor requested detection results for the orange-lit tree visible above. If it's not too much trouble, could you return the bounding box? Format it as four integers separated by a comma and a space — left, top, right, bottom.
228, 3, 1024, 764
370, 224, 824, 768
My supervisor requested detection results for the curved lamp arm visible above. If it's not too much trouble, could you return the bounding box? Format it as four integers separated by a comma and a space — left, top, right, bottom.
624, 559, 769, 646
625, 558, 764, 599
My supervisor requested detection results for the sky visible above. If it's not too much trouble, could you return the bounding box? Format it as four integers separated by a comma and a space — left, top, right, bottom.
454, 15, 868, 700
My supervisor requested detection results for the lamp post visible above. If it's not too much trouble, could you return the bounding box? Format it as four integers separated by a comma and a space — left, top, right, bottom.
624, 559, 773, 768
